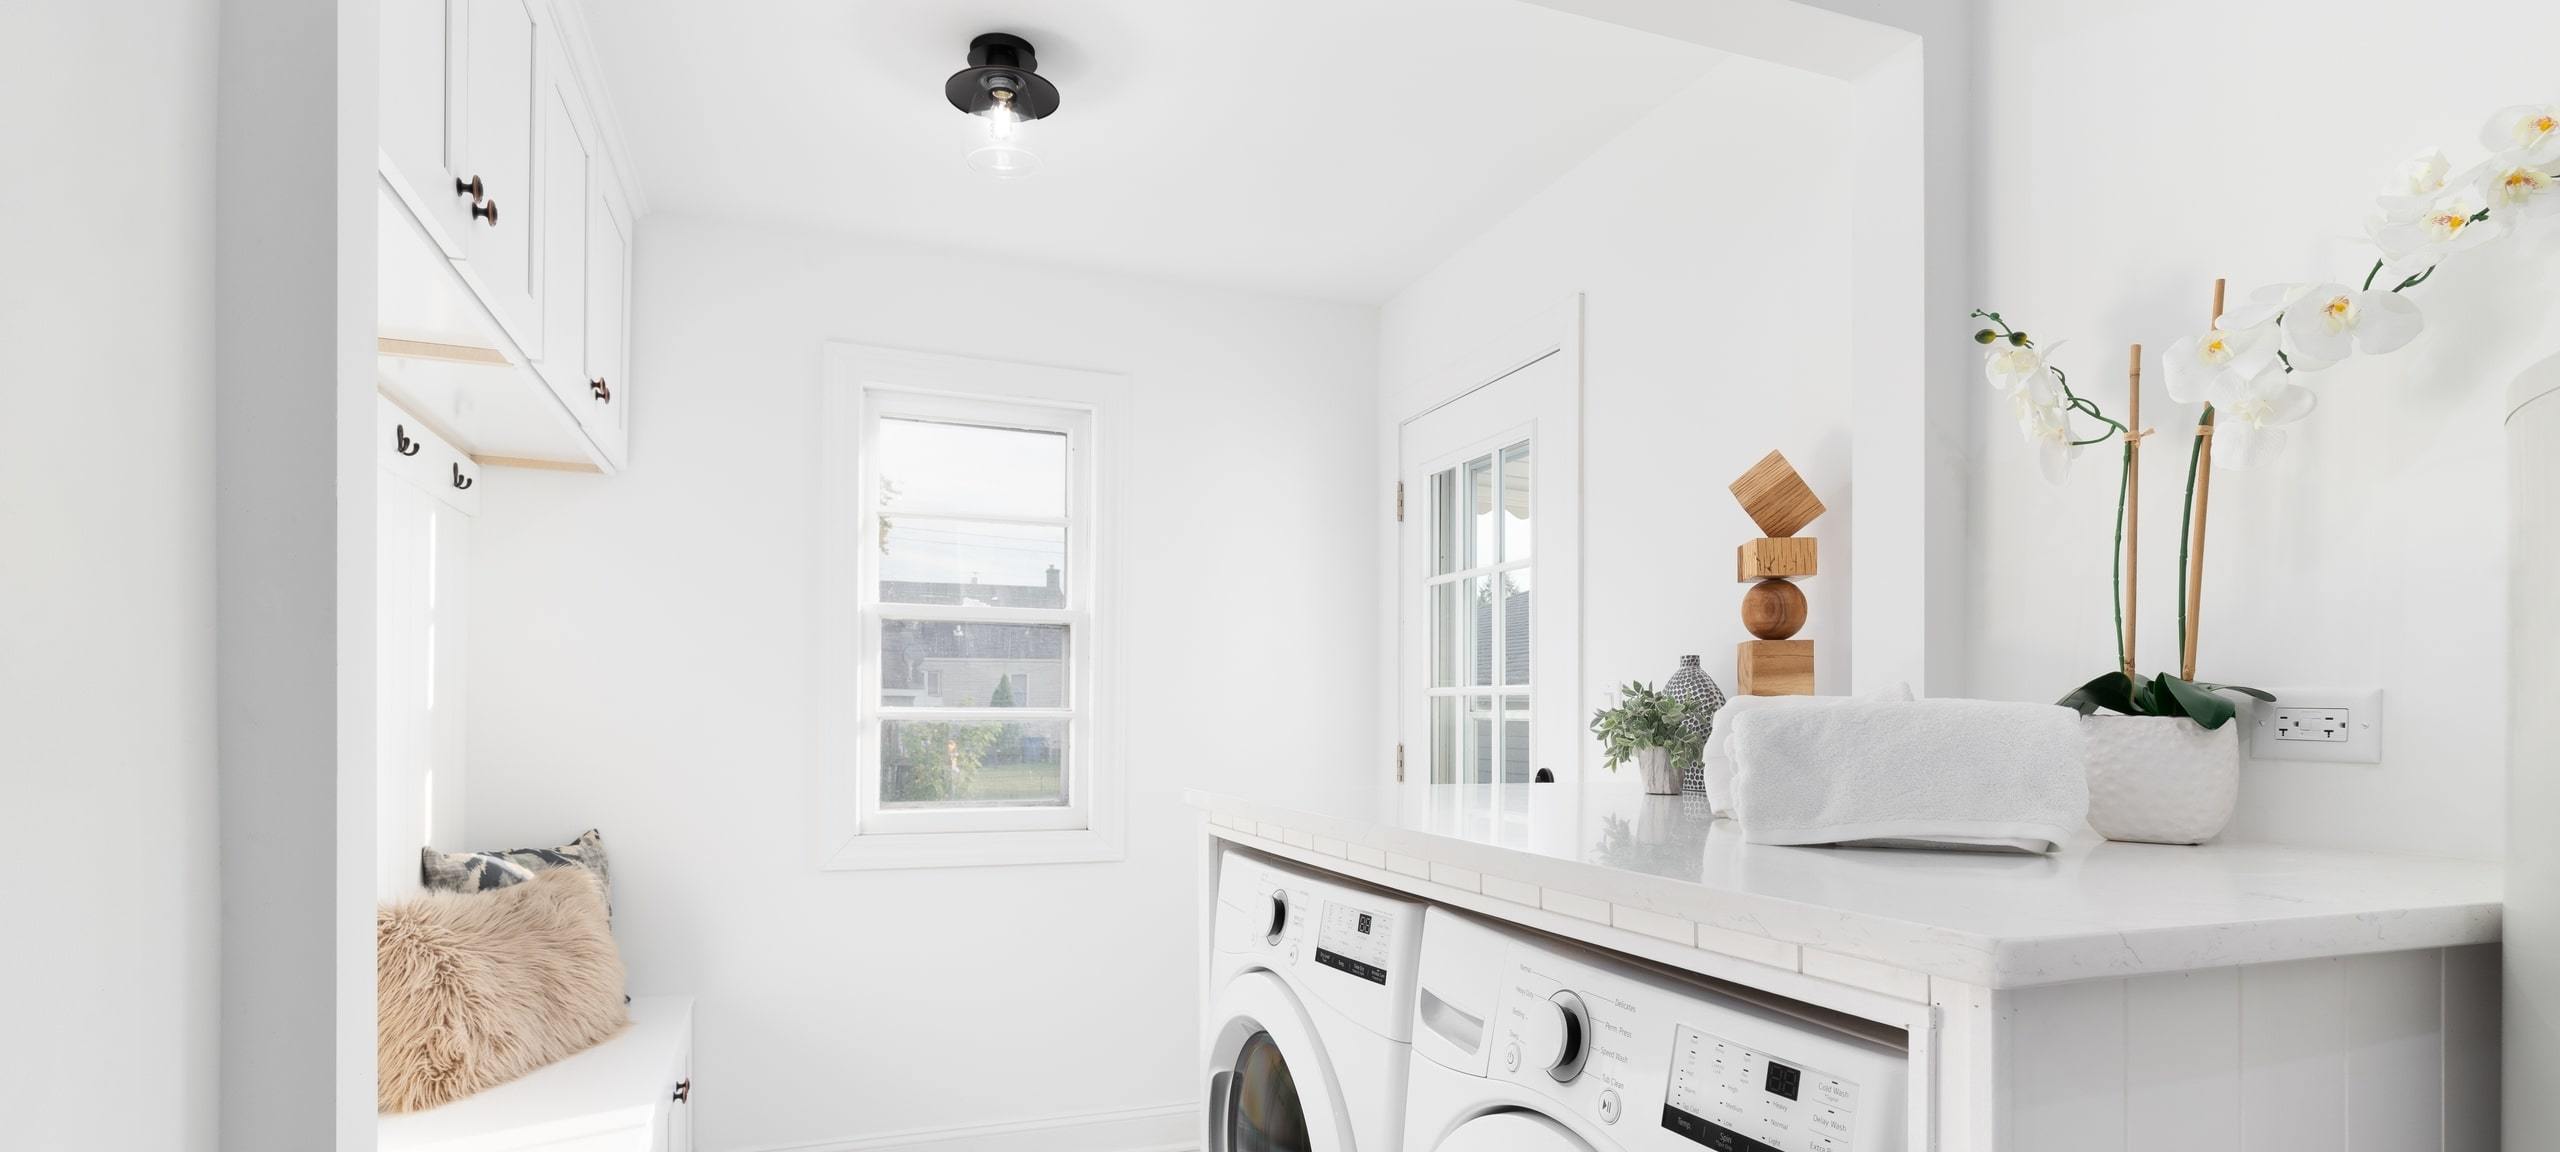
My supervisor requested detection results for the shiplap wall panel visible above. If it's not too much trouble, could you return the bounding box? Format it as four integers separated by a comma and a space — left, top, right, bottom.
1981, 947, 2492, 1151
2441, 945, 2502, 1152
2008, 979, 2126, 1151
2239, 958, 2350, 1152
2346, 948, 2444, 1150
2125, 967, 2242, 1151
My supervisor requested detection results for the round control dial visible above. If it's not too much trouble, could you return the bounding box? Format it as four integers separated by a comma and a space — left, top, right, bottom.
1264, 890, 1290, 945
1517, 990, 1593, 1083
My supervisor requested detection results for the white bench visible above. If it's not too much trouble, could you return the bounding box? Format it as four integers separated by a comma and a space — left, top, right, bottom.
381, 995, 693, 1152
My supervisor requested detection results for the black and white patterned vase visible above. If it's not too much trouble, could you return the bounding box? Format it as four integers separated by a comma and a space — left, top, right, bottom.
1665, 655, 1726, 793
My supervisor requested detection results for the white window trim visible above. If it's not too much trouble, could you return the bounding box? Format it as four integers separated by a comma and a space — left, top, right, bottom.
818, 342, 1128, 870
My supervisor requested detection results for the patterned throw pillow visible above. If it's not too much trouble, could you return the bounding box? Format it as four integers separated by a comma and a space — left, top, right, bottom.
421, 829, 612, 906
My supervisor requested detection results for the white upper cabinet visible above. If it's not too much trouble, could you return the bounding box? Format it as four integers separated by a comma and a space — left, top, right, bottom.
530, 48, 594, 423
583, 170, 632, 467
379, 0, 472, 256
457, 0, 544, 354
377, 0, 637, 473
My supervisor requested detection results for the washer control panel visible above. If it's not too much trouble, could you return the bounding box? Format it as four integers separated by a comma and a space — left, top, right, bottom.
1661, 1024, 1861, 1152
1314, 901, 1396, 985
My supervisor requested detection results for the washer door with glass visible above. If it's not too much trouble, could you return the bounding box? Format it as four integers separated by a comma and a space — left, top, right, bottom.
1207, 971, 1352, 1152
1433, 1111, 1596, 1152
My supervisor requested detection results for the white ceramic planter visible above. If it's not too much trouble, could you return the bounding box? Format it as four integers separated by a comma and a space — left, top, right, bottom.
1635, 747, 1680, 796
2082, 715, 2241, 844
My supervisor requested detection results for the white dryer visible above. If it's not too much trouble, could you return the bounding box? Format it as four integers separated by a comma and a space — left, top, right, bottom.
1403, 910, 1907, 1152
1207, 849, 1427, 1152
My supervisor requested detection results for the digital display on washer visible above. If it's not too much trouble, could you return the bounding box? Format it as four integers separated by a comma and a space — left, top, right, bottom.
1314, 902, 1392, 985
1661, 1024, 1859, 1151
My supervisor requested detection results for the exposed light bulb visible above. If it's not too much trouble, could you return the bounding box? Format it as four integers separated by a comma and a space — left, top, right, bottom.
967, 88, 1040, 180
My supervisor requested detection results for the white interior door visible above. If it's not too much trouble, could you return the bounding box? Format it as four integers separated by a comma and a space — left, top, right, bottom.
1398, 343, 1578, 823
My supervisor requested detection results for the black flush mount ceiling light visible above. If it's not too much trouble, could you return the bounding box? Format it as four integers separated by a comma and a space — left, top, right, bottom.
945, 32, 1060, 180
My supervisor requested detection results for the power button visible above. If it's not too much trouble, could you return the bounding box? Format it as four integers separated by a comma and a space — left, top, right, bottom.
1598, 1090, 1622, 1125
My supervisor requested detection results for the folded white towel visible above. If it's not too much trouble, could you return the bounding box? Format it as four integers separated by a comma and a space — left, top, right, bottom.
1697, 683, 1913, 816
1728, 698, 2088, 853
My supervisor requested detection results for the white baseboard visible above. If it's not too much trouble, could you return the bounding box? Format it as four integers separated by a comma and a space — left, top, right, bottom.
740, 1101, 1197, 1152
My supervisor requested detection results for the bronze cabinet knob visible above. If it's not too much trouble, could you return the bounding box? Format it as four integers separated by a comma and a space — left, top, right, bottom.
454, 174, 484, 202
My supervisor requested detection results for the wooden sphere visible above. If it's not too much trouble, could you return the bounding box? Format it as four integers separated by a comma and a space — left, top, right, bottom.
1741, 579, 1808, 640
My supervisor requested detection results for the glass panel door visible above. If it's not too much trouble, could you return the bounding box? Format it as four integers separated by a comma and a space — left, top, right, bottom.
1423, 438, 1532, 787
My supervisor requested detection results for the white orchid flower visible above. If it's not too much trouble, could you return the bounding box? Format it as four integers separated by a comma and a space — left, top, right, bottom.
2279, 283, 2425, 363
2009, 384, 2081, 486
2369, 186, 2505, 261
2481, 103, 2560, 165
2217, 283, 2317, 331
2162, 321, 2279, 405
2377, 148, 2453, 220
2475, 157, 2560, 219
1983, 339, 2050, 393
2208, 367, 2317, 470
1985, 337, 2067, 394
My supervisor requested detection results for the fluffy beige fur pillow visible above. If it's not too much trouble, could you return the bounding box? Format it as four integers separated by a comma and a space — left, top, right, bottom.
377, 866, 629, 1112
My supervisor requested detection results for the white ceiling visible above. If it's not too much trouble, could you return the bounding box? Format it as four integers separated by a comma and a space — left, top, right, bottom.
579, 0, 1723, 302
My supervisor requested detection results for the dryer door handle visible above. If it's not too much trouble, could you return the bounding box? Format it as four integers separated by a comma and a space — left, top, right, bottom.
1204, 1070, 1233, 1152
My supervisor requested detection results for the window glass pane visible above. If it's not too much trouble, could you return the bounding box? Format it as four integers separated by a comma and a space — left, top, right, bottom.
1466, 694, 1495, 785
879, 620, 1067, 708
1430, 695, 1455, 785
1465, 455, 1496, 569
1430, 468, 1458, 576
1462, 574, 1493, 687
1502, 695, 1531, 783
880, 717, 1067, 807
1430, 582, 1456, 688
1500, 441, 1532, 562
1500, 568, 1531, 687
878, 417, 1066, 519
879, 518, 1066, 606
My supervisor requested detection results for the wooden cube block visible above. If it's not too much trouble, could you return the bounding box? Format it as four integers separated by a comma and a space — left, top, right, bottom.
1737, 639, 1814, 696
1737, 537, 1819, 581
1728, 451, 1826, 538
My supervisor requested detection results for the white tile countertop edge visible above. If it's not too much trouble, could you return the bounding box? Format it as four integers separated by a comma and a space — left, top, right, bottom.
1190, 789, 2502, 990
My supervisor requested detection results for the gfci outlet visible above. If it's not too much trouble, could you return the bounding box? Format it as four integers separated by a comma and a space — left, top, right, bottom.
2247, 689, 2385, 764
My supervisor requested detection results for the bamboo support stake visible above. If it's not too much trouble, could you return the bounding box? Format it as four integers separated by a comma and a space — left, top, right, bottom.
2182, 280, 2227, 681
2124, 343, 2142, 681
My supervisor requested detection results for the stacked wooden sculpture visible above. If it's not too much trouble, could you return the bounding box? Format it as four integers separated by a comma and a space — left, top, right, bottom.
1728, 450, 1824, 696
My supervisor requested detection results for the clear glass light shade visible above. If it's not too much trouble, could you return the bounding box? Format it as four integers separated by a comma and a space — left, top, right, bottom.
966, 102, 1040, 180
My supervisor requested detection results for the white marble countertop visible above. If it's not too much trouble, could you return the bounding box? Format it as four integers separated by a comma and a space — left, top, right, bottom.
1191, 784, 2502, 991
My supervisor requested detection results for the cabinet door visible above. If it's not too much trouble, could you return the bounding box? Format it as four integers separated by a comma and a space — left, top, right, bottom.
378, 0, 471, 256
458, 0, 543, 353
583, 176, 632, 466
530, 50, 593, 421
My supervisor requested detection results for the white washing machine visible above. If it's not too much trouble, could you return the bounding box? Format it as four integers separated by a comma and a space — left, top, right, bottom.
1403, 910, 1907, 1152
1207, 849, 1427, 1152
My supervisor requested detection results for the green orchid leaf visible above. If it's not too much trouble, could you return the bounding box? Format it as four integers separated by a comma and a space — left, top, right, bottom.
2191, 681, 2276, 703
2159, 674, 2242, 730
2057, 671, 2139, 717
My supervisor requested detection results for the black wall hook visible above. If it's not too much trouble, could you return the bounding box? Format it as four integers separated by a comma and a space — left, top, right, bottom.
395, 424, 422, 456
451, 463, 474, 491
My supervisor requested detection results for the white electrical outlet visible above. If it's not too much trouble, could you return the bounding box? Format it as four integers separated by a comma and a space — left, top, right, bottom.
2247, 689, 2384, 764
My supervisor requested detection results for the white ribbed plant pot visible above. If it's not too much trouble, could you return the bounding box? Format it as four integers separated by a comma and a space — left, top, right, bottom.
2083, 716, 2240, 844
1635, 747, 1680, 796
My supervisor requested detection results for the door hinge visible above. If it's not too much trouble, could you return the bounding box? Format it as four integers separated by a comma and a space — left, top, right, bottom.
1396, 743, 1406, 782
1395, 481, 1405, 523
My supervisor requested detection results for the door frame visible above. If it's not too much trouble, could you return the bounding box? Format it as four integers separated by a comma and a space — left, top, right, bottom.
1382, 295, 1583, 824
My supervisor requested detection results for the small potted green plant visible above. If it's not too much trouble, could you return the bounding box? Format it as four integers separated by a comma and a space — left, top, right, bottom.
1590, 681, 1699, 796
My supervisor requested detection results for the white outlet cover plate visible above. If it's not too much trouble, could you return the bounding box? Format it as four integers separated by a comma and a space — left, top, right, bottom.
2247, 688, 2384, 764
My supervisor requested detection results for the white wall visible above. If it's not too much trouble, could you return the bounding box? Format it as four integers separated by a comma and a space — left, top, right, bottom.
1378, 57, 1858, 752
466, 216, 1378, 1151
1969, 0, 2560, 859
0, 3, 218, 1147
